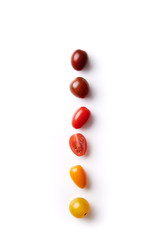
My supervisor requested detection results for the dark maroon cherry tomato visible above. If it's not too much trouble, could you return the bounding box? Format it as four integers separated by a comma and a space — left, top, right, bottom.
70, 77, 89, 98
72, 107, 91, 129
71, 49, 88, 71
69, 133, 87, 156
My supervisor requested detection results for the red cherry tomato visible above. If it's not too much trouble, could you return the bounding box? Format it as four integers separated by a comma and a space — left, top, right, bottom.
70, 77, 89, 98
71, 49, 88, 71
72, 107, 91, 129
69, 133, 87, 156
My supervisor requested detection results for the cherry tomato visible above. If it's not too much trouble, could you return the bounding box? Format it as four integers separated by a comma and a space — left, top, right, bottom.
69, 133, 87, 156
69, 197, 90, 218
70, 165, 87, 188
71, 49, 88, 71
70, 77, 89, 98
72, 106, 91, 129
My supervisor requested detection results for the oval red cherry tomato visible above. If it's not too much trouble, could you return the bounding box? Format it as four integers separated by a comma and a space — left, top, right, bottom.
71, 49, 88, 71
69, 133, 87, 156
72, 106, 91, 129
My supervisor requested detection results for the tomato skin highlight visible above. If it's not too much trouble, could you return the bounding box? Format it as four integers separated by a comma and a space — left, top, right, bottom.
69, 198, 90, 218
71, 49, 88, 71
70, 77, 89, 98
72, 106, 91, 129
69, 133, 87, 157
70, 165, 87, 188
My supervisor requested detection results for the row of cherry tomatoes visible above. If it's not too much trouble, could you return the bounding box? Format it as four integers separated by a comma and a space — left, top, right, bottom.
69, 50, 91, 218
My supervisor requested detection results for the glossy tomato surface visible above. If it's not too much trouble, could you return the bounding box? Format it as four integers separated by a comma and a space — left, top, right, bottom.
70, 165, 87, 188
69, 133, 87, 156
70, 77, 89, 98
71, 49, 88, 71
69, 197, 90, 218
72, 106, 91, 129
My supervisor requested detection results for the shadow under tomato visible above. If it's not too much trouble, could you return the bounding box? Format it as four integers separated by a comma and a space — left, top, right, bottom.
82, 57, 92, 71
85, 172, 91, 189
82, 204, 96, 221
84, 140, 91, 157
85, 85, 94, 99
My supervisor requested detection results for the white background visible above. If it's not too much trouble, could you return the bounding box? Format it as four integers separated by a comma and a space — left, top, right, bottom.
0, 0, 158, 239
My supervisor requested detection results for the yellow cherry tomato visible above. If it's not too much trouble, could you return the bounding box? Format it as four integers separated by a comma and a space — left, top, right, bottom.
69, 197, 90, 218
70, 165, 87, 188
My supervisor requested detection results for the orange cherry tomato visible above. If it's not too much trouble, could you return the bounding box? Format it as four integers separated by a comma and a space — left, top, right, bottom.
70, 165, 87, 188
